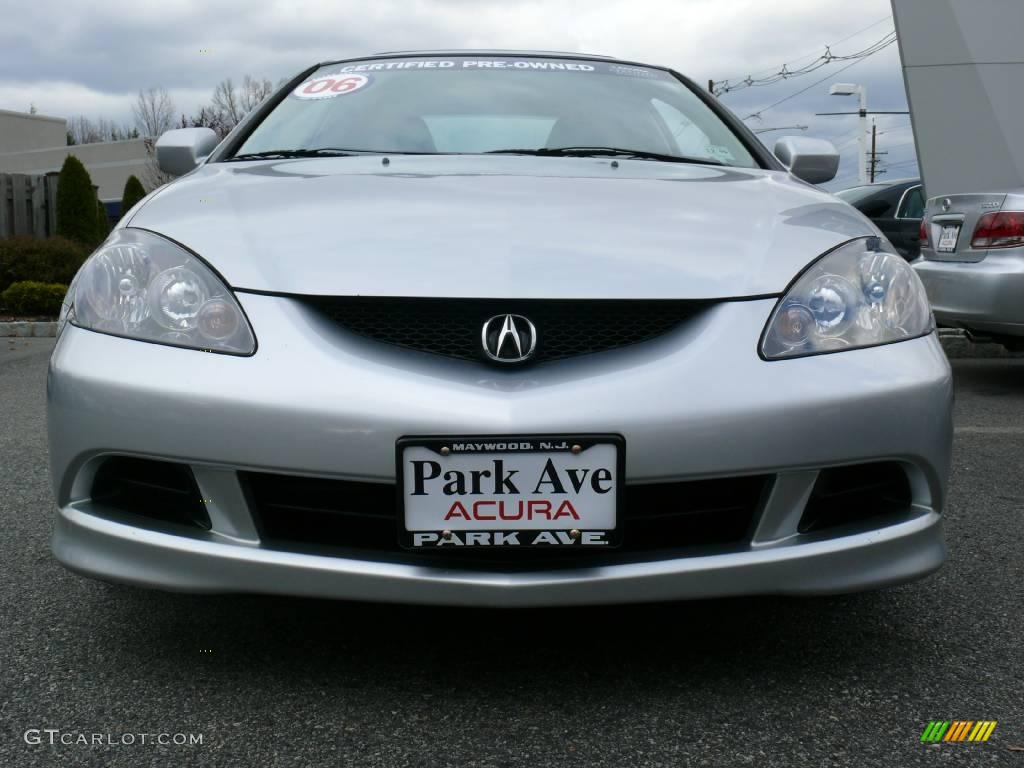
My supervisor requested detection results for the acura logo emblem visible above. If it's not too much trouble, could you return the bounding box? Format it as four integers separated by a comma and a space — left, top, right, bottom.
941, 198, 952, 212
481, 314, 537, 363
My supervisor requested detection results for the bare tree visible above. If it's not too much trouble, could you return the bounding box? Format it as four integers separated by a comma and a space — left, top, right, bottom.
130, 87, 176, 189
67, 115, 102, 145
67, 115, 138, 144
133, 87, 175, 138
211, 78, 243, 132
140, 138, 177, 190
189, 105, 231, 136
206, 75, 274, 136
240, 75, 274, 111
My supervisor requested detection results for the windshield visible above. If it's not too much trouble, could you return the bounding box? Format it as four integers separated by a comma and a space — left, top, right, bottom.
230, 56, 759, 168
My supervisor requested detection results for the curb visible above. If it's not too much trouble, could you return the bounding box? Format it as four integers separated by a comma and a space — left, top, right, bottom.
0, 321, 58, 338
2, 322, 1021, 358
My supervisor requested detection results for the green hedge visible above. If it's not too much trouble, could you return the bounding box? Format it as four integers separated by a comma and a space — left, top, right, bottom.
96, 199, 110, 241
1, 281, 69, 316
121, 175, 147, 215
0, 236, 89, 293
56, 155, 100, 247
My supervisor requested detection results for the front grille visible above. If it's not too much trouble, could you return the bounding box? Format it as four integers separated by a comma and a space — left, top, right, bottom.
798, 462, 912, 533
241, 471, 769, 570
91, 456, 210, 530
307, 297, 703, 364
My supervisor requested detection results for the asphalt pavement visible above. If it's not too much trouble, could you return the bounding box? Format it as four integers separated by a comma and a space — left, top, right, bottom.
1, 338, 1022, 767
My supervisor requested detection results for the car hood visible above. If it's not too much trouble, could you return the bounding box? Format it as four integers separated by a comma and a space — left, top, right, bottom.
128, 155, 875, 299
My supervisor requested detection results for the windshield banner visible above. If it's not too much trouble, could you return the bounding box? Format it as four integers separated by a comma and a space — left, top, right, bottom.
325, 58, 672, 79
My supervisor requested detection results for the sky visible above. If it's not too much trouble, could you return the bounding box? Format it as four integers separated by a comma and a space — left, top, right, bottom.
0, 0, 917, 188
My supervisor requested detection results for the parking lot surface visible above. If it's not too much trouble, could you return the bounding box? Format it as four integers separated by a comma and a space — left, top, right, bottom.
2, 338, 1022, 767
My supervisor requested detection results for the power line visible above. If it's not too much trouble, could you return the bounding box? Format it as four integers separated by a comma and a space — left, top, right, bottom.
878, 123, 913, 135
742, 40, 895, 122
712, 24, 895, 96
717, 32, 895, 97
713, 16, 892, 90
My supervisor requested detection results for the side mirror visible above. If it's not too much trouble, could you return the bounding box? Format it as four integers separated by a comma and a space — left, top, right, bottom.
773, 136, 840, 185
155, 128, 220, 177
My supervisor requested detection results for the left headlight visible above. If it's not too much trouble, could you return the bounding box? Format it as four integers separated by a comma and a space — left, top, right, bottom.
66, 228, 255, 355
760, 236, 933, 360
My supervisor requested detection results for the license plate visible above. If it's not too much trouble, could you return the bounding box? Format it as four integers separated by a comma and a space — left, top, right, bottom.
937, 224, 961, 253
396, 435, 624, 548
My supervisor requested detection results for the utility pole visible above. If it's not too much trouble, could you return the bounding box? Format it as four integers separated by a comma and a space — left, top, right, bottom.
817, 96, 909, 184
870, 121, 877, 182
867, 120, 889, 182
858, 89, 868, 183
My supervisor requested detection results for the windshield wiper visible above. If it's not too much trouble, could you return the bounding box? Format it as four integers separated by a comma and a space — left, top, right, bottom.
225, 148, 360, 162
226, 148, 446, 162
485, 146, 724, 166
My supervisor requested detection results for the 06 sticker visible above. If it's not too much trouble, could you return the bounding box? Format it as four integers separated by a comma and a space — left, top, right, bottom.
292, 73, 371, 99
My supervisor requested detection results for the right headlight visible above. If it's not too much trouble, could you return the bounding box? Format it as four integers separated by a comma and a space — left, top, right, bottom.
68, 228, 255, 355
760, 236, 933, 360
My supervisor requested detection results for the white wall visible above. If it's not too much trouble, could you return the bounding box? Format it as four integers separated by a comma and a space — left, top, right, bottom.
893, 0, 1024, 198
0, 139, 151, 202
0, 109, 67, 154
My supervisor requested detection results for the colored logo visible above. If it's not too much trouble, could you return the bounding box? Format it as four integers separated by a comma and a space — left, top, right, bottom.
921, 721, 997, 742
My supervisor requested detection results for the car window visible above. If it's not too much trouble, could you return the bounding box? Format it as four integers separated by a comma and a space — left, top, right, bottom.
231, 56, 760, 168
897, 186, 925, 219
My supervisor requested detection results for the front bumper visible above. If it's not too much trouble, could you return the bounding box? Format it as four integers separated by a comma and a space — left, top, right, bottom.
914, 251, 1024, 336
48, 294, 953, 606
54, 505, 944, 606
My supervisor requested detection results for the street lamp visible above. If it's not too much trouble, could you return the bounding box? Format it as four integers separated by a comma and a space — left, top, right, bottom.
829, 83, 868, 183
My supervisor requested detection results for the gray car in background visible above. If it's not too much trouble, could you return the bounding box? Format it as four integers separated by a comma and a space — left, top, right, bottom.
914, 190, 1024, 350
47, 51, 951, 606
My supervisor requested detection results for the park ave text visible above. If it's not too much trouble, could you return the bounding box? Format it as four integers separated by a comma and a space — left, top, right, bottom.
408, 458, 614, 547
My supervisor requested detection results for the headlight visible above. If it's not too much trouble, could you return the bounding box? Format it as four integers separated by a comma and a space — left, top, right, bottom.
760, 236, 933, 359
68, 229, 255, 355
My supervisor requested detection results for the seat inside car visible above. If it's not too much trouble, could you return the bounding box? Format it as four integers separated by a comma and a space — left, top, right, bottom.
351, 114, 438, 153
545, 111, 671, 152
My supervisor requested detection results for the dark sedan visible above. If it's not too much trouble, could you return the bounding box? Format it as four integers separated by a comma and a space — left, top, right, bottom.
836, 178, 924, 259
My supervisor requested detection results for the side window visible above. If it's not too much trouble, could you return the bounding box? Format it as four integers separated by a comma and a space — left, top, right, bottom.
897, 187, 925, 219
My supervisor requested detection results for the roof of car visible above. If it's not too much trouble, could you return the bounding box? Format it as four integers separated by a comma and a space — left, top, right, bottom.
371, 49, 619, 59
318, 50, 658, 70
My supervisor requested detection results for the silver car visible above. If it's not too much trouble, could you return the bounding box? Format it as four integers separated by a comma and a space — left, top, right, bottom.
48, 51, 952, 606
914, 190, 1024, 350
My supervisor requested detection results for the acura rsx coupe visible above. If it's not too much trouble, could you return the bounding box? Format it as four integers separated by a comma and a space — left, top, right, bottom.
48, 51, 953, 606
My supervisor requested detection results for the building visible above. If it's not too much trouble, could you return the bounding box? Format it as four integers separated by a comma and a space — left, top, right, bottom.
0, 109, 67, 154
0, 108, 151, 208
893, 0, 1024, 198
